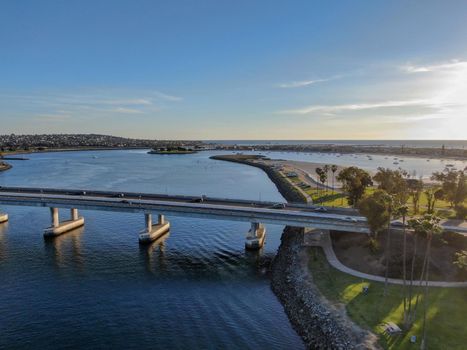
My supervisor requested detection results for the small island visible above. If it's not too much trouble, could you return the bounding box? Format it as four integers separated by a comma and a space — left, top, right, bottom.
148, 146, 197, 155
0, 161, 12, 172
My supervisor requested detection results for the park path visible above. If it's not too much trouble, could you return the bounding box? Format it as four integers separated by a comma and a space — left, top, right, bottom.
304, 230, 467, 288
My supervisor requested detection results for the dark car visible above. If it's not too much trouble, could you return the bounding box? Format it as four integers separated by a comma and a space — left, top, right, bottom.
272, 203, 286, 209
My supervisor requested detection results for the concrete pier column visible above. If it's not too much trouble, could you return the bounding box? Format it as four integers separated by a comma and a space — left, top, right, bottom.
44, 207, 85, 237
145, 213, 152, 232
51, 208, 60, 228
245, 222, 266, 250
0, 212, 8, 224
139, 213, 170, 244
71, 208, 79, 221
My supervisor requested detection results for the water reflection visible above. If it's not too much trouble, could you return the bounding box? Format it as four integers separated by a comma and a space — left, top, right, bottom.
0, 222, 9, 261
43, 227, 84, 270
140, 232, 170, 275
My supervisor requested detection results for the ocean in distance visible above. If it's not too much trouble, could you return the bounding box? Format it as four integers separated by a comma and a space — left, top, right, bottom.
208, 140, 467, 149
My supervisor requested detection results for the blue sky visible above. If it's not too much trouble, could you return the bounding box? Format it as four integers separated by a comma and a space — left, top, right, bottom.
1, 0, 466, 139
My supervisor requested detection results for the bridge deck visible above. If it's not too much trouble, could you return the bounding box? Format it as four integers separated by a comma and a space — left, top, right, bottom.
0, 187, 369, 232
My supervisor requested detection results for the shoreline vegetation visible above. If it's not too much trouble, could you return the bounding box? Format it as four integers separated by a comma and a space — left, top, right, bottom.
216, 143, 467, 161
212, 154, 377, 348
213, 153, 467, 349
148, 147, 197, 155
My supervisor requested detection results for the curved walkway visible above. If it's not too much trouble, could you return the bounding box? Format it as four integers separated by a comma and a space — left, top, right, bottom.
305, 230, 467, 288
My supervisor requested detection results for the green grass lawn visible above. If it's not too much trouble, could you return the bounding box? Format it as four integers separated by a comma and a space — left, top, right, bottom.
308, 247, 467, 350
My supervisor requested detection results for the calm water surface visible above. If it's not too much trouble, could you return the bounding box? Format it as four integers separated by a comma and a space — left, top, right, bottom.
0, 150, 303, 349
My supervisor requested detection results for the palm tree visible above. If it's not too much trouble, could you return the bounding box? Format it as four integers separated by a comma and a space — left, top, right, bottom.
383, 194, 394, 296
331, 164, 338, 191
408, 214, 442, 349
397, 205, 410, 327
323, 164, 330, 193
315, 167, 323, 197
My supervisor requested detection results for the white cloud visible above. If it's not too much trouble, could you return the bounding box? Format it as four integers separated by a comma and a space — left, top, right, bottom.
277, 78, 330, 88
111, 107, 145, 114
279, 99, 431, 115
402, 59, 467, 73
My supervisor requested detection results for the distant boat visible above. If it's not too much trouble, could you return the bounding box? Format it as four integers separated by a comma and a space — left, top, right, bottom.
426, 159, 430, 162
393, 162, 399, 165
446, 164, 454, 167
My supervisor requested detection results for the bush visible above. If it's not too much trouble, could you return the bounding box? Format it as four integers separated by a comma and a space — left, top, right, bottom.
367, 238, 380, 254
455, 205, 467, 220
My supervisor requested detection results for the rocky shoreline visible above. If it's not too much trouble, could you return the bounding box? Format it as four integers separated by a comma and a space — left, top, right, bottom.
212, 154, 378, 348
210, 155, 308, 203
271, 227, 379, 349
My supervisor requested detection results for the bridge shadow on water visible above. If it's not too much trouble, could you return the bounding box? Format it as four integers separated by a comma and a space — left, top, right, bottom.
137, 231, 273, 281
43, 226, 85, 271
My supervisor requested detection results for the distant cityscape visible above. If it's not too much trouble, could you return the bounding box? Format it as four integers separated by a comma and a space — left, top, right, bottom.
0, 134, 203, 152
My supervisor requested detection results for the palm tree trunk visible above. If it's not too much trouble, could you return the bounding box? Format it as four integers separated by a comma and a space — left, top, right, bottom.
407, 234, 418, 325
402, 215, 408, 327
421, 237, 432, 350
384, 210, 392, 296
412, 239, 429, 322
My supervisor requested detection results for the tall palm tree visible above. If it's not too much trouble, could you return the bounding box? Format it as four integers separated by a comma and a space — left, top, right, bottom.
331, 164, 338, 191
383, 194, 394, 296
397, 205, 410, 328
323, 165, 330, 194
408, 214, 442, 349
315, 167, 323, 197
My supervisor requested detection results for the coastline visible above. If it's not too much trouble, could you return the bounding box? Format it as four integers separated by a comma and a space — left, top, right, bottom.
1, 146, 149, 157
210, 155, 307, 203
215, 144, 467, 161
212, 154, 377, 348
271, 227, 379, 349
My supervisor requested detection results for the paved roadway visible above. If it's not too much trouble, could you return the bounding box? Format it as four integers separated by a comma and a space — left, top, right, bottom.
0, 187, 465, 234
0, 186, 369, 233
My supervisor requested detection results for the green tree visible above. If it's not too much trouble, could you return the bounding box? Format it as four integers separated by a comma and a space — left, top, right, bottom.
408, 214, 443, 348
396, 205, 410, 327
373, 167, 409, 207
454, 250, 467, 271
431, 169, 466, 207
424, 188, 443, 214
315, 167, 323, 196
337, 166, 373, 207
323, 164, 330, 193
331, 164, 338, 191
407, 178, 424, 214
358, 190, 391, 239
455, 204, 467, 220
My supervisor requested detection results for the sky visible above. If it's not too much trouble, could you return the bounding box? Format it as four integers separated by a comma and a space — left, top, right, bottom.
1, 0, 467, 140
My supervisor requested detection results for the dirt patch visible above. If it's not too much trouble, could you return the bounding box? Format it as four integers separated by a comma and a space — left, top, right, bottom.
331, 230, 467, 282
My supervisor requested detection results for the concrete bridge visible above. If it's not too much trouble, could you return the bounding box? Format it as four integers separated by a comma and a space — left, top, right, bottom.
0, 187, 464, 249
0, 186, 370, 249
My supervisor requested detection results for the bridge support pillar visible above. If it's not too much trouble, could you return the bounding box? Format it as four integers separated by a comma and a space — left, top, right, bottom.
44, 208, 85, 237
0, 212, 8, 224
139, 213, 170, 244
245, 222, 266, 250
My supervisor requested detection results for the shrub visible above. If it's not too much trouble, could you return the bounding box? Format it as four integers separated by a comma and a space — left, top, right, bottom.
367, 237, 380, 254
455, 204, 467, 220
